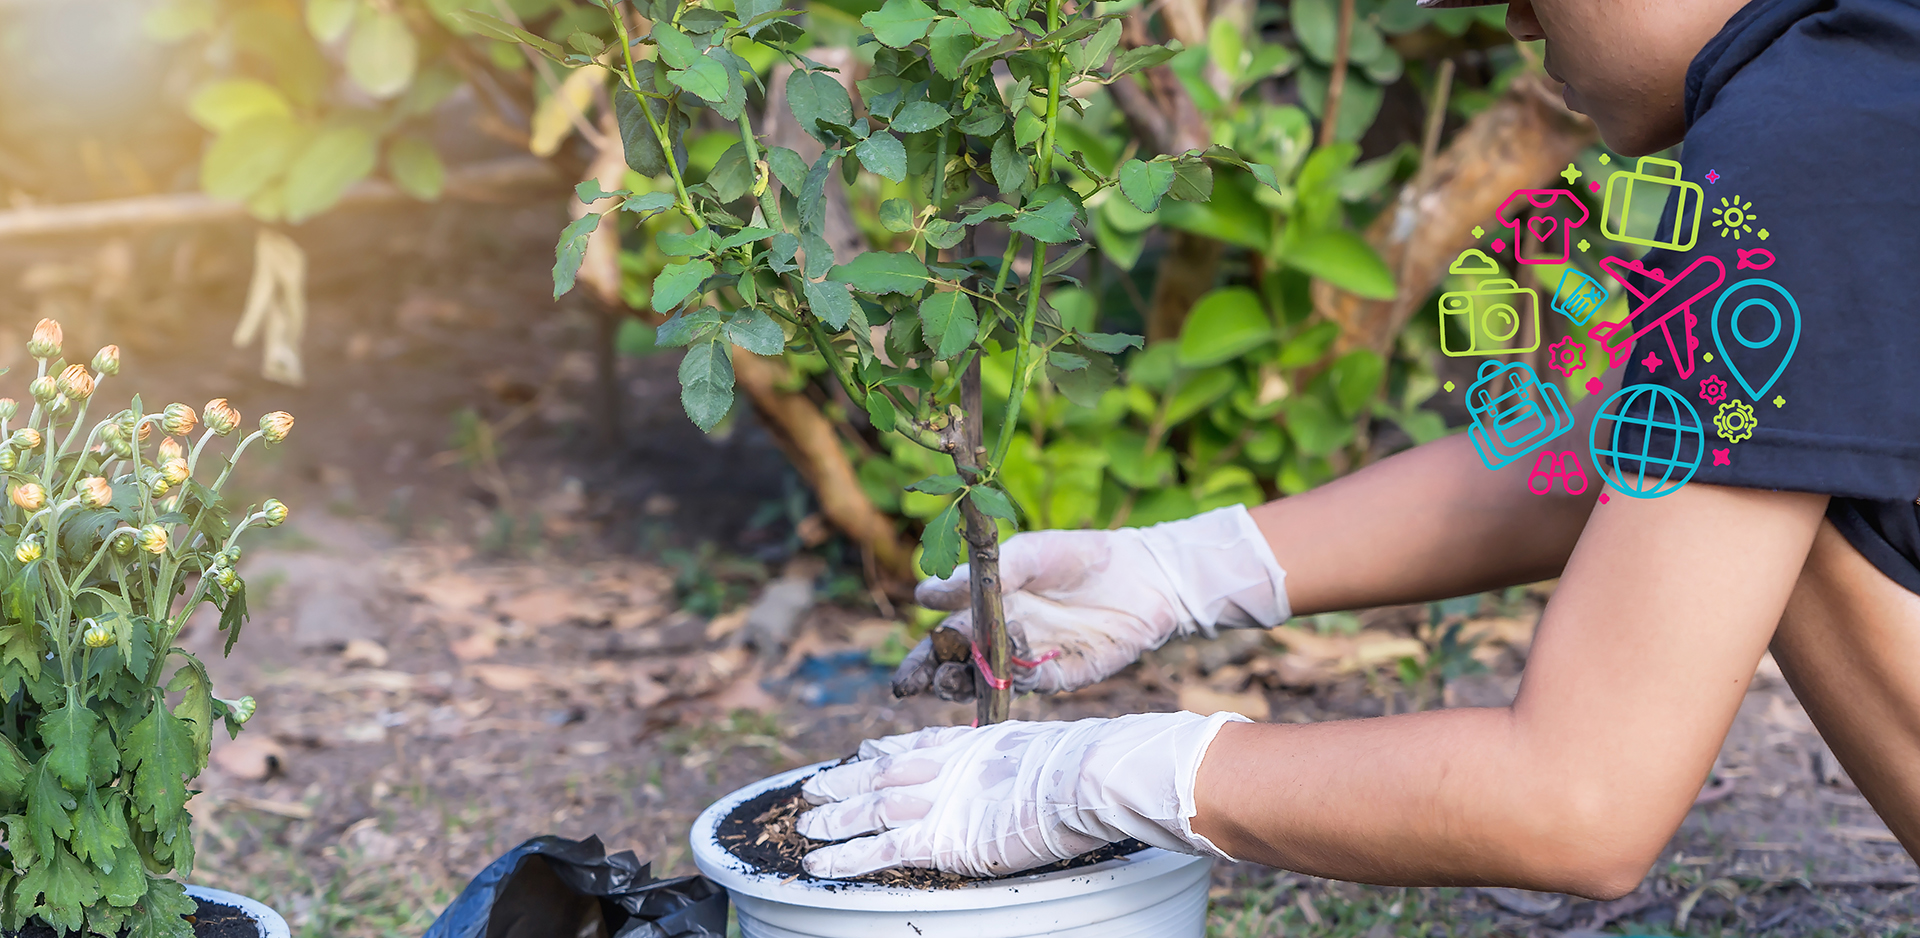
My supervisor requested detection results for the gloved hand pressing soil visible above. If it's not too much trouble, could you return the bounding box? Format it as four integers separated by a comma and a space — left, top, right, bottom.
796, 710, 1249, 879
890, 505, 1291, 701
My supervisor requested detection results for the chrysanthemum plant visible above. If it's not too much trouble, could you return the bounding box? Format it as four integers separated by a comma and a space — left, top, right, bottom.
483, 0, 1266, 722
0, 319, 290, 937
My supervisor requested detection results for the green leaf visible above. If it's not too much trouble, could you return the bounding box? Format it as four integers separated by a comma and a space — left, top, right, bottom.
768, 232, 800, 273
927, 18, 979, 79
678, 339, 735, 431
345, 9, 416, 99
918, 501, 965, 578
621, 191, 676, 217
801, 231, 836, 279
925, 218, 964, 249
0, 737, 26, 812
709, 143, 753, 202
669, 57, 731, 104
657, 227, 719, 256
1285, 228, 1396, 299
828, 252, 929, 295
891, 101, 952, 133
804, 279, 857, 330
879, 198, 916, 233
67, 789, 131, 870
797, 149, 838, 234
551, 212, 602, 299
653, 259, 715, 312
768, 146, 809, 193
200, 115, 305, 202
724, 309, 785, 355
1079, 19, 1122, 73
862, 0, 940, 47
962, 202, 1014, 225
387, 134, 445, 200
1327, 349, 1385, 417
304, 0, 355, 42
957, 5, 1012, 38
720, 226, 777, 249
1286, 394, 1354, 456
38, 693, 99, 790
918, 291, 977, 360
447, 9, 567, 62
786, 69, 853, 142
1118, 159, 1176, 213
24, 764, 73, 855
123, 699, 196, 828
855, 132, 907, 182
652, 23, 699, 68
1168, 159, 1214, 201
865, 392, 898, 432
1009, 198, 1078, 243
1078, 331, 1144, 354
186, 79, 292, 133
100, 844, 148, 909
614, 72, 684, 177
123, 875, 196, 936
1048, 349, 1117, 407
991, 134, 1028, 194
968, 485, 1018, 521
1278, 320, 1341, 367
1109, 42, 1180, 80
908, 474, 964, 495
16, 844, 100, 934
1177, 287, 1272, 368
284, 123, 378, 222
655, 307, 724, 347
168, 655, 216, 764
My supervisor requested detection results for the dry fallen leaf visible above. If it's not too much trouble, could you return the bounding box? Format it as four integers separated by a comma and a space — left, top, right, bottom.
341, 638, 390, 668
1178, 685, 1272, 722
705, 607, 750, 642
469, 663, 545, 692
210, 737, 287, 781
449, 629, 500, 662
567, 740, 611, 756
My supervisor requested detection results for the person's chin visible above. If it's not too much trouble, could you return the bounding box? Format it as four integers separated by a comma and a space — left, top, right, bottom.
1560, 82, 1586, 115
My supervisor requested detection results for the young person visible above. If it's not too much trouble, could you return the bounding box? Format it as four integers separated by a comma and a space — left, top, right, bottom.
794, 0, 1920, 897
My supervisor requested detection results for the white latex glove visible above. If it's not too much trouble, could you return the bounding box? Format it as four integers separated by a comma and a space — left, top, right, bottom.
796, 711, 1248, 879
892, 505, 1290, 700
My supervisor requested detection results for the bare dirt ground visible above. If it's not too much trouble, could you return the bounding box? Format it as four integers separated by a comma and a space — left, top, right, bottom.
4, 197, 1918, 938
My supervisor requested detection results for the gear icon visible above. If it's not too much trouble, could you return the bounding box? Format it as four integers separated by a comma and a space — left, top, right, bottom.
1713, 399, 1757, 443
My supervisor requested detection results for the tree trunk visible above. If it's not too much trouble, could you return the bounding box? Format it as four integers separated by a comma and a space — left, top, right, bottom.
731, 351, 918, 592
1146, 231, 1225, 343
1315, 73, 1598, 355
955, 361, 1010, 724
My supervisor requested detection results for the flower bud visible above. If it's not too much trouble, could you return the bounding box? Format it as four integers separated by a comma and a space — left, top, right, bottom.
0, 450, 16, 473
136, 420, 151, 445
0, 399, 16, 421
28, 377, 55, 403
27, 319, 61, 359
9, 428, 40, 451
90, 345, 119, 377
106, 433, 133, 460
144, 472, 171, 497
157, 438, 183, 462
260, 498, 289, 527
259, 411, 294, 444
14, 535, 41, 564
78, 477, 112, 509
46, 395, 69, 418
109, 528, 136, 556
221, 546, 242, 566
161, 457, 189, 486
202, 399, 239, 436
224, 695, 256, 724
163, 403, 197, 437
56, 364, 93, 401
82, 619, 113, 649
9, 483, 44, 512
213, 564, 241, 594
137, 524, 168, 555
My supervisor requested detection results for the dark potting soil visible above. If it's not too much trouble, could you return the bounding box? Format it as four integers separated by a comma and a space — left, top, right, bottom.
718, 777, 1149, 890
6, 899, 255, 938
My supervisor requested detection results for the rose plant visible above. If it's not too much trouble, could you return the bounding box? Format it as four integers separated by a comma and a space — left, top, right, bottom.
0, 319, 289, 937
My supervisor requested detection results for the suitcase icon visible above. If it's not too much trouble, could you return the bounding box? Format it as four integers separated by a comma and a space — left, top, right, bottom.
1601, 157, 1705, 252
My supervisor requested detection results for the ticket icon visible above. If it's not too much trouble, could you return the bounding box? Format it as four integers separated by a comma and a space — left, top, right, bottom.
1601, 157, 1705, 252
1551, 269, 1610, 326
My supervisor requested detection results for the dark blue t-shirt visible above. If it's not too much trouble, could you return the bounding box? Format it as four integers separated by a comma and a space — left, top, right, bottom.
1613, 0, 1920, 589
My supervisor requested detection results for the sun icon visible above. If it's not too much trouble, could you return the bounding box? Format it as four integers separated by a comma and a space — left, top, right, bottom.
1712, 195, 1758, 240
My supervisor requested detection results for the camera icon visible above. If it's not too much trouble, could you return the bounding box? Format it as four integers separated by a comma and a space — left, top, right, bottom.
1439, 278, 1541, 358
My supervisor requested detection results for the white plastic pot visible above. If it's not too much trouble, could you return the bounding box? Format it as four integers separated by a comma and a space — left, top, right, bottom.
185, 884, 291, 938
691, 762, 1212, 938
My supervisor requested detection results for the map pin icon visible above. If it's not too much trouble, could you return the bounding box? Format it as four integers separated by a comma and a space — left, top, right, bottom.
1711, 278, 1800, 401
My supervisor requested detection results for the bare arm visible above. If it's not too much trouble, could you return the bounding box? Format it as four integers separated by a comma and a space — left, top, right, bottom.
1194, 483, 1829, 897
1254, 378, 1614, 617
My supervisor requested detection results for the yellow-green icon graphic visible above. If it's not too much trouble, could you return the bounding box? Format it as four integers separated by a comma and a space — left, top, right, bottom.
1713, 399, 1758, 443
1712, 195, 1759, 240
1438, 249, 1541, 358
1601, 157, 1705, 251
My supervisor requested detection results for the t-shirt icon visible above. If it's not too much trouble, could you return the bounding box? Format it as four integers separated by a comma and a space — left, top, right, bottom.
1497, 189, 1590, 265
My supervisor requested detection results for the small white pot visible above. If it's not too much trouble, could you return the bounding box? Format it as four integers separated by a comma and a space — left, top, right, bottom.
184, 885, 291, 938
691, 762, 1213, 938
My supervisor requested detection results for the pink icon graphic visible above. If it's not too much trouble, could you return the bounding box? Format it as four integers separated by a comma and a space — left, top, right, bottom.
1492, 238, 1507, 254
1589, 181, 1602, 193
1527, 450, 1590, 496
1591, 255, 1727, 380
1706, 170, 1721, 184
1598, 492, 1611, 505
1736, 248, 1775, 270
1712, 449, 1731, 466
1546, 336, 1587, 378
1585, 376, 1606, 396
1642, 351, 1663, 373
1699, 375, 1729, 407
1498, 189, 1590, 265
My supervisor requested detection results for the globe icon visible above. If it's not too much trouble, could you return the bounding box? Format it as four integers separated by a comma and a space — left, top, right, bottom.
1589, 384, 1705, 499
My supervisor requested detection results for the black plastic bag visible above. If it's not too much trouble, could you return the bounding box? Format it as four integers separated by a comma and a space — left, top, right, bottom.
423, 835, 727, 938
